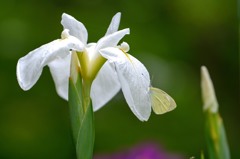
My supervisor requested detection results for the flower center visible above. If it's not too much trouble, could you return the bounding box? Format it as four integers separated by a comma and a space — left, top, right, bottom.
77, 44, 106, 84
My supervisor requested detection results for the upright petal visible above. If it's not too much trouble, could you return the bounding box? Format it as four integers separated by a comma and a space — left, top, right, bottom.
91, 62, 121, 111
48, 54, 71, 100
100, 47, 151, 121
95, 29, 130, 51
105, 12, 121, 36
61, 13, 88, 45
201, 66, 218, 113
17, 33, 83, 91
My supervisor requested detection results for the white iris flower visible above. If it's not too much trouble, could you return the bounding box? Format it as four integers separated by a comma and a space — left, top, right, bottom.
17, 13, 176, 121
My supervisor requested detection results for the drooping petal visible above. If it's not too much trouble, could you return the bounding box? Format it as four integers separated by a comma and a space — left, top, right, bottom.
17, 32, 84, 91
61, 13, 88, 45
95, 28, 130, 51
105, 12, 121, 36
48, 54, 71, 100
90, 61, 121, 111
100, 47, 151, 121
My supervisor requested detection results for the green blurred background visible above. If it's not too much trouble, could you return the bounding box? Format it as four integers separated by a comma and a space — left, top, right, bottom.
0, 0, 238, 158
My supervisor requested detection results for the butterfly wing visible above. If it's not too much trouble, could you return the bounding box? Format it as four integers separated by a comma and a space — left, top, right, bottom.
150, 87, 176, 114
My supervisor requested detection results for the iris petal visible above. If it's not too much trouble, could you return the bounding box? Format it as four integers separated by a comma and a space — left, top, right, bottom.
61, 13, 88, 45
91, 62, 121, 111
95, 29, 130, 51
105, 12, 121, 36
48, 54, 71, 100
100, 47, 151, 121
17, 33, 83, 91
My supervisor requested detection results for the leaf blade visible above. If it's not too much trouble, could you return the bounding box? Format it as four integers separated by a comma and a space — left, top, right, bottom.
69, 52, 95, 159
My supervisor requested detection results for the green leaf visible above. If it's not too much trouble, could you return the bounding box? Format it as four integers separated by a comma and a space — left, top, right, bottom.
69, 52, 95, 159
205, 111, 230, 159
69, 52, 84, 143
76, 101, 94, 159
69, 78, 84, 144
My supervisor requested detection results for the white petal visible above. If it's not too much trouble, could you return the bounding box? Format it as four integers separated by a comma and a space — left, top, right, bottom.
100, 48, 151, 121
105, 12, 121, 36
201, 66, 218, 113
95, 28, 130, 51
61, 13, 88, 45
91, 62, 121, 111
48, 54, 71, 100
17, 35, 83, 91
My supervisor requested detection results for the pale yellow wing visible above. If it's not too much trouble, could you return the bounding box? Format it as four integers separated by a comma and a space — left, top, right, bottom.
150, 87, 176, 114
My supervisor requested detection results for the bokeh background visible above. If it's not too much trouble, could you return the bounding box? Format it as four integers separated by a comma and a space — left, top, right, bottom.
0, 0, 238, 158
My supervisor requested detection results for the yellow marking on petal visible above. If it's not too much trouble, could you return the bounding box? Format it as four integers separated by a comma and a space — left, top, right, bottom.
123, 52, 134, 64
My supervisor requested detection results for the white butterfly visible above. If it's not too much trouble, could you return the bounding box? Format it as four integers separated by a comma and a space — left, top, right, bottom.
150, 87, 176, 114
